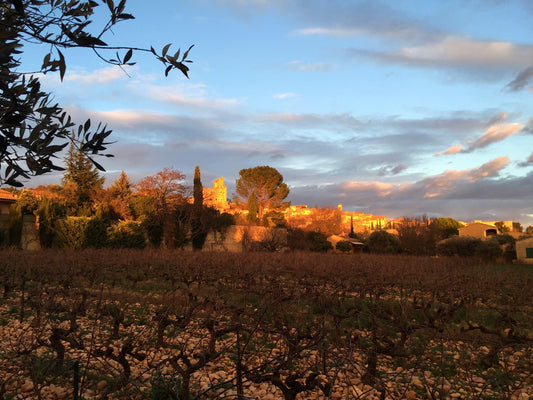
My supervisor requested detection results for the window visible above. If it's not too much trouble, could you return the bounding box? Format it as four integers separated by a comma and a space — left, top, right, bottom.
526, 248, 533, 258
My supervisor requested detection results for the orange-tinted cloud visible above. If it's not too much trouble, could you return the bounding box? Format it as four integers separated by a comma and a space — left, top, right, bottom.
469, 123, 523, 150
423, 156, 509, 198
436, 115, 523, 156
342, 181, 396, 197
436, 144, 462, 156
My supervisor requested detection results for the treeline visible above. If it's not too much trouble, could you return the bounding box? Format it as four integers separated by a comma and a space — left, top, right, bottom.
2, 144, 530, 257
2, 146, 235, 249
348, 216, 520, 262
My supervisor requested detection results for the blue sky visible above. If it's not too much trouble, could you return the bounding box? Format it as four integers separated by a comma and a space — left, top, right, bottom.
26, 0, 533, 225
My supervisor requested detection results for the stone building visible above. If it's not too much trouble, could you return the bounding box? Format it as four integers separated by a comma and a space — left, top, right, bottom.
0, 189, 16, 233
515, 237, 533, 264
203, 177, 229, 211
0, 189, 16, 215
458, 222, 499, 240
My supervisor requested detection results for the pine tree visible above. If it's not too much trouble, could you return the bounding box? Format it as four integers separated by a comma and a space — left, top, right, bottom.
108, 170, 133, 220
62, 142, 104, 211
111, 171, 132, 199
235, 166, 289, 219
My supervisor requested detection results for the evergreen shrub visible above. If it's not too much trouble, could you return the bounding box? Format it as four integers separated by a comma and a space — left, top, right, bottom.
83, 218, 108, 248
108, 221, 146, 249
336, 240, 352, 253
367, 230, 401, 254
306, 231, 333, 252
56, 217, 90, 249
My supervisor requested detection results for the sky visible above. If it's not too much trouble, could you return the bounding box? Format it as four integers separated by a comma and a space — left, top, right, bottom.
23, 0, 533, 226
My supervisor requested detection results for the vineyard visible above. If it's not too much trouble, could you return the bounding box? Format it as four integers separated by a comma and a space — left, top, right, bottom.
0, 249, 532, 400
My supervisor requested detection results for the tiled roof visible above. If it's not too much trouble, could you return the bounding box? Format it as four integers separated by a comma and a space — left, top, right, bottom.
0, 189, 16, 202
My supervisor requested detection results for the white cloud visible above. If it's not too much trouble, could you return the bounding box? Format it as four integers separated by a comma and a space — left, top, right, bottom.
378, 36, 533, 68
85, 109, 177, 128
288, 60, 334, 72
295, 27, 361, 37
273, 92, 297, 99
144, 84, 241, 110
65, 66, 133, 84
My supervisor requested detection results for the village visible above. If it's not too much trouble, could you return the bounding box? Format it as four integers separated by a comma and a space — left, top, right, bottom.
1, 172, 532, 263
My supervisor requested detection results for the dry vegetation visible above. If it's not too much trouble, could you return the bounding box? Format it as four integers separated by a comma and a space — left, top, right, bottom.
0, 249, 532, 400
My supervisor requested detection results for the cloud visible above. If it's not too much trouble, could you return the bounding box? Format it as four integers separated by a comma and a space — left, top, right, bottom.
353, 36, 533, 69
467, 123, 523, 150
519, 152, 533, 167
295, 27, 361, 37
342, 181, 397, 197
273, 92, 297, 99
486, 111, 508, 127
525, 119, 533, 134
506, 66, 533, 91
436, 144, 462, 156
436, 113, 524, 155
421, 156, 509, 198
378, 164, 408, 176
291, 0, 435, 43
258, 112, 363, 132
289, 169, 533, 224
288, 60, 334, 72
144, 84, 241, 110
468, 156, 510, 181
320, 157, 511, 208
65, 66, 133, 84
343, 157, 509, 202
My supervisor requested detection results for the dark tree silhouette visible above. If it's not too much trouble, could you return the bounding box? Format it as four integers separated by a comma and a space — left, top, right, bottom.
191, 166, 206, 250
1, 0, 193, 186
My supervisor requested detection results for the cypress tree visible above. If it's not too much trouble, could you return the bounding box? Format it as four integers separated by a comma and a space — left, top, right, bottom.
191, 166, 206, 250
193, 166, 203, 212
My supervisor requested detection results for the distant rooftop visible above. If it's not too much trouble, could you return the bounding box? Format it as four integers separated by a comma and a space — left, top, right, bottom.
0, 189, 16, 202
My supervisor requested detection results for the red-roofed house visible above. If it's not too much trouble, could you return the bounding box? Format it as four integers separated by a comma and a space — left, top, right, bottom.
0, 189, 16, 215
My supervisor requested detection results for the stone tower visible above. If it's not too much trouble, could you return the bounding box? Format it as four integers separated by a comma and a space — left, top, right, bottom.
203, 177, 229, 210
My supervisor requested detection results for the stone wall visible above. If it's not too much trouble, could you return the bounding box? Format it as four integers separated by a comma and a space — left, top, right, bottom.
21, 215, 41, 250
0, 213, 41, 250
200, 225, 287, 252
